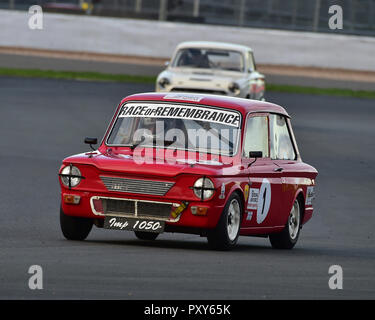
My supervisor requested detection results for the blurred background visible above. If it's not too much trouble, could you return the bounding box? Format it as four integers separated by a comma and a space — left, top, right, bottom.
1, 0, 374, 36
0, 0, 375, 300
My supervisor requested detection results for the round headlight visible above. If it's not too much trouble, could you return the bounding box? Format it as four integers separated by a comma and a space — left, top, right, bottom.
158, 77, 170, 88
60, 165, 82, 188
228, 82, 240, 95
193, 177, 215, 200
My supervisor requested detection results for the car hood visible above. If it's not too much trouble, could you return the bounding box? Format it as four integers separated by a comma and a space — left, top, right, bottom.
62, 150, 241, 178
163, 68, 245, 87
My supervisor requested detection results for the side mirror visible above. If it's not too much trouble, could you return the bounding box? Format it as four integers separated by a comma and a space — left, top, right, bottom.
247, 151, 263, 168
164, 61, 170, 67
85, 137, 97, 151
85, 137, 97, 145
249, 151, 262, 158
248, 68, 253, 73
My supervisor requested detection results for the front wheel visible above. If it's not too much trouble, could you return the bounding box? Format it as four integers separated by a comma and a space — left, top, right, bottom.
60, 207, 93, 241
207, 193, 243, 250
269, 198, 301, 249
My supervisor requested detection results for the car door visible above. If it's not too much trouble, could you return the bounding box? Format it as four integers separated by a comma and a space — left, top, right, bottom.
269, 113, 301, 224
241, 113, 283, 231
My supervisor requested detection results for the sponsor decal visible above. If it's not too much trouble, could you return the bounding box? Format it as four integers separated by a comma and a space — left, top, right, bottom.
246, 211, 253, 221
247, 188, 259, 210
244, 184, 250, 202
246, 187, 258, 222
119, 103, 241, 127
171, 201, 188, 219
219, 183, 226, 199
163, 93, 204, 102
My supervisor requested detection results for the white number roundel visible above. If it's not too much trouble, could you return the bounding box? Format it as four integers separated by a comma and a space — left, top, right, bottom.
257, 178, 271, 224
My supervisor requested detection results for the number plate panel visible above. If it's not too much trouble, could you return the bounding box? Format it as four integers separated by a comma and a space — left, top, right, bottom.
104, 216, 165, 233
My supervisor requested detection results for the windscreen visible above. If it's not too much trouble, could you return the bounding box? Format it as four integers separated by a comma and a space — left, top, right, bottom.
173, 48, 244, 72
107, 102, 242, 156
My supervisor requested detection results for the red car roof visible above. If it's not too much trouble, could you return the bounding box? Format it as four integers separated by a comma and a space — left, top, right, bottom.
121, 92, 290, 118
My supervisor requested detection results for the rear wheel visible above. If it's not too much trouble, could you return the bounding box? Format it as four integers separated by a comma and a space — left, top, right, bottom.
269, 198, 301, 249
60, 206, 93, 241
207, 193, 242, 250
134, 231, 159, 241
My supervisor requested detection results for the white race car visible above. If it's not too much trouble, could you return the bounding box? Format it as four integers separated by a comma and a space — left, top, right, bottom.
156, 41, 265, 100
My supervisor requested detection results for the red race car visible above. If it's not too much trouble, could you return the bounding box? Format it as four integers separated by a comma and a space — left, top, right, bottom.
59, 92, 317, 250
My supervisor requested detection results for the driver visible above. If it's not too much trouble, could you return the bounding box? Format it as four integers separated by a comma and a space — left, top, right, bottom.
179, 49, 210, 68
190, 49, 210, 68
164, 118, 187, 148
134, 117, 157, 145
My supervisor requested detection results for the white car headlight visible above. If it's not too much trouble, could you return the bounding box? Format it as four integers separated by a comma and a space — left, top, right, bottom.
60, 165, 82, 188
228, 82, 240, 95
158, 77, 171, 88
193, 177, 215, 200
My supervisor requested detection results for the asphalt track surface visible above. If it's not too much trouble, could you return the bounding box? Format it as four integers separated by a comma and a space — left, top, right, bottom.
2, 53, 375, 91
0, 76, 374, 299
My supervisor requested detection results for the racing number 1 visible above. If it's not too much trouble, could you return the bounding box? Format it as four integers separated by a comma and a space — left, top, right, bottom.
261, 188, 267, 216
256, 178, 271, 224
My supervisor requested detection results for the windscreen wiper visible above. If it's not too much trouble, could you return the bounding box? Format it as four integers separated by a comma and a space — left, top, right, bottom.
129, 140, 144, 150
161, 139, 175, 147
129, 139, 175, 150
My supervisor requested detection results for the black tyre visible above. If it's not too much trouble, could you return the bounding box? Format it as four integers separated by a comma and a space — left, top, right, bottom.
269, 198, 302, 249
134, 231, 159, 241
60, 206, 93, 241
207, 193, 243, 250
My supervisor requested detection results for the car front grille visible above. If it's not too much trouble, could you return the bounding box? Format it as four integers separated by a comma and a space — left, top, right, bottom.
103, 199, 173, 219
106, 198, 135, 214
100, 176, 174, 196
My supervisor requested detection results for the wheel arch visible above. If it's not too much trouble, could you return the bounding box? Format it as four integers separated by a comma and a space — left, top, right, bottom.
282, 188, 305, 227
232, 188, 245, 208
224, 185, 246, 221
296, 192, 306, 226
294, 189, 305, 225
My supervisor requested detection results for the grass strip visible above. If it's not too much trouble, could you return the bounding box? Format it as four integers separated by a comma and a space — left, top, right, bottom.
1, 67, 374, 99
0, 67, 156, 84
267, 83, 375, 99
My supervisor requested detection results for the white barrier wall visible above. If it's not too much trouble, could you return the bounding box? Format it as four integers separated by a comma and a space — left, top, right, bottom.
1, 9, 374, 71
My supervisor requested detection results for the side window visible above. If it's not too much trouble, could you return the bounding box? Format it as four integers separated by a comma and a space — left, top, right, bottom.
248, 51, 256, 71
269, 114, 296, 160
109, 117, 133, 145
243, 115, 269, 158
